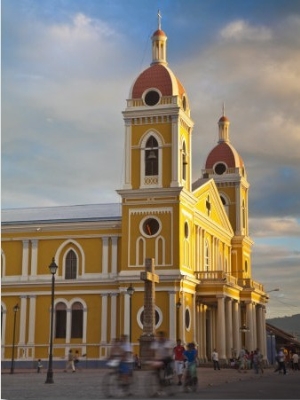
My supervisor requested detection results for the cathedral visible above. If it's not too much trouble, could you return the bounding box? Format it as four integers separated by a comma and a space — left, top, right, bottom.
1, 17, 268, 368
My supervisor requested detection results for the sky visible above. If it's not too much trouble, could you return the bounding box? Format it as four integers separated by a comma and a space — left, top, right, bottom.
2, 0, 300, 319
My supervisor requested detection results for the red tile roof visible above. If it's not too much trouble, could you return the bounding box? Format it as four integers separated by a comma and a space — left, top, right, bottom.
131, 64, 185, 98
205, 142, 244, 169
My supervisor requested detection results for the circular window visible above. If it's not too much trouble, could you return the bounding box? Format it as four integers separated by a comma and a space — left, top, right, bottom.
144, 90, 160, 106
141, 217, 160, 237
214, 163, 227, 175
137, 306, 162, 330
185, 308, 191, 330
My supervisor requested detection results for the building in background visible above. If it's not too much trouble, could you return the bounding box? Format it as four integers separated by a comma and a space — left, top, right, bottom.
1, 17, 268, 368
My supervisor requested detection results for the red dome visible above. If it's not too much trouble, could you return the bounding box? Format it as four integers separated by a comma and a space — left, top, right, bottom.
152, 29, 166, 37
130, 64, 186, 99
205, 142, 244, 169
218, 115, 229, 123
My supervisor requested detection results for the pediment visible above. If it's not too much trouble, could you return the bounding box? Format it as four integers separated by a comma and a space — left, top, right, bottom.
192, 178, 233, 234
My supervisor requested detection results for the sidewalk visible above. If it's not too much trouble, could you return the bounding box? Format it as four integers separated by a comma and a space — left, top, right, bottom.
1, 366, 277, 399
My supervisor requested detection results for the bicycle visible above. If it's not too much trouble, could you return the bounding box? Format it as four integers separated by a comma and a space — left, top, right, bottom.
183, 361, 198, 392
102, 358, 136, 398
143, 359, 175, 397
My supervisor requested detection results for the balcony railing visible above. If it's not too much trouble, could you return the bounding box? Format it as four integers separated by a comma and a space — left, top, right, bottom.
194, 271, 237, 285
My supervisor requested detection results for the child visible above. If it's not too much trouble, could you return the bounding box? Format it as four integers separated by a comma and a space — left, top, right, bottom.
37, 359, 43, 373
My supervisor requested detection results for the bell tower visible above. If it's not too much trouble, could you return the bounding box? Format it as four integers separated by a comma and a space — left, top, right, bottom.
202, 112, 252, 280
118, 13, 194, 272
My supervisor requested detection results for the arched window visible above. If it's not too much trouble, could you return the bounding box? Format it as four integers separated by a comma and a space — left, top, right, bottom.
65, 250, 77, 279
55, 302, 67, 338
145, 136, 158, 176
71, 302, 83, 338
204, 240, 210, 271
1, 305, 3, 339
182, 142, 187, 181
242, 200, 246, 230
220, 194, 229, 216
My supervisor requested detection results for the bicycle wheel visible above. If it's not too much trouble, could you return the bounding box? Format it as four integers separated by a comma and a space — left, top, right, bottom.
102, 371, 115, 398
143, 370, 160, 397
162, 369, 176, 396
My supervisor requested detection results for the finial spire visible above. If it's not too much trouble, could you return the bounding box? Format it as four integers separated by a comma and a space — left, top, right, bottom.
157, 9, 162, 30
222, 102, 225, 116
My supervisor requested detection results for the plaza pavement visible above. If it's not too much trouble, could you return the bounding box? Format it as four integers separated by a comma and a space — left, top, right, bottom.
1, 365, 298, 400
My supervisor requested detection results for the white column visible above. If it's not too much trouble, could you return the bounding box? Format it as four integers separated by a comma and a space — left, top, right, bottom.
102, 237, 109, 276
257, 305, 263, 352
101, 294, 108, 343
192, 294, 197, 344
181, 293, 186, 344
170, 115, 180, 187
232, 300, 240, 357
261, 306, 267, 359
252, 303, 257, 349
203, 305, 208, 361
18, 295, 27, 345
1, 307, 7, 359
30, 239, 38, 277
235, 185, 241, 235
111, 236, 118, 275
110, 294, 118, 340
66, 308, 72, 344
123, 120, 132, 189
197, 303, 202, 359
225, 298, 233, 358
246, 302, 254, 351
83, 305, 87, 343
124, 292, 130, 336
217, 296, 226, 360
21, 240, 29, 280
27, 295, 36, 344
169, 291, 176, 343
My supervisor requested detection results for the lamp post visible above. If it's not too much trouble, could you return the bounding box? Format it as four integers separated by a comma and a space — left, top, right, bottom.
270, 331, 274, 364
127, 284, 135, 344
267, 288, 279, 293
45, 258, 58, 384
176, 298, 182, 339
10, 303, 19, 374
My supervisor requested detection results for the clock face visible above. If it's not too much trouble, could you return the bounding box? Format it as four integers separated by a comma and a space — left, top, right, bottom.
142, 217, 160, 236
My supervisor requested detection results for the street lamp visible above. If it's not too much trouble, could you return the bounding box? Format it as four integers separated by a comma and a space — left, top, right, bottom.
10, 303, 19, 374
45, 258, 58, 384
127, 284, 135, 344
176, 298, 182, 339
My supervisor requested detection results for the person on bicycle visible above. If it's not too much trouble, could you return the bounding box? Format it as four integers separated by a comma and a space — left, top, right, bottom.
119, 334, 134, 383
151, 330, 174, 377
183, 342, 198, 391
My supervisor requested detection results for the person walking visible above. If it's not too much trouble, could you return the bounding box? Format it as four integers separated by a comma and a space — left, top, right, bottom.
64, 349, 75, 372
292, 352, 299, 371
173, 339, 185, 385
211, 348, 220, 370
37, 359, 43, 373
238, 347, 247, 373
183, 342, 198, 392
74, 350, 80, 371
274, 348, 287, 375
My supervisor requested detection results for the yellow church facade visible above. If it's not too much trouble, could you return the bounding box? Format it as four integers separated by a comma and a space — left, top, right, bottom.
1, 21, 268, 367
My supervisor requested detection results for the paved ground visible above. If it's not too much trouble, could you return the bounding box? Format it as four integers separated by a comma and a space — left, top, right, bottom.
1, 366, 299, 399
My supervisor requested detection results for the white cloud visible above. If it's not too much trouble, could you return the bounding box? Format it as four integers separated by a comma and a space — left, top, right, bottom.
220, 20, 272, 42
250, 217, 300, 237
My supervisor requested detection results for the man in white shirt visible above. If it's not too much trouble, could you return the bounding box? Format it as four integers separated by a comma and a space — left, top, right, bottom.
211, 348, 220, 370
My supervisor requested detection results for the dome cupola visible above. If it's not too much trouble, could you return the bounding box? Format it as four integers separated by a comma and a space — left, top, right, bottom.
205, 113, 244, 173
